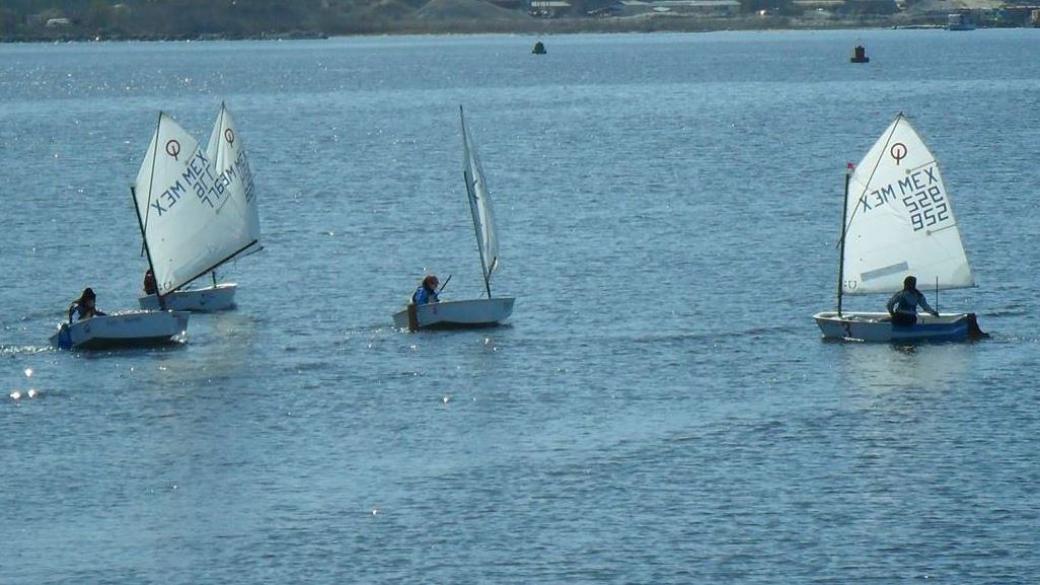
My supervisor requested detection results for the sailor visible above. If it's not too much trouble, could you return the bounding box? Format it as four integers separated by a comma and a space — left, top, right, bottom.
412, 275, 440, 305
68, 288, 107, 322
143, 269, 158, 295
886, 276, 939, 326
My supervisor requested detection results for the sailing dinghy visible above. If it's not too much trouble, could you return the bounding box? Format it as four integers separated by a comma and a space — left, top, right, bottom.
393, 107, 515, 331
139, 101, 262, 310
50, 310, 189, 350
139, 103, 260, 312
49, 114, 200, 350
813, 114, 984, 342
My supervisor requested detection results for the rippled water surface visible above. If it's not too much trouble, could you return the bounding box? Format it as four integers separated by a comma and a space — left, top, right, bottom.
2, 30, 1039, 584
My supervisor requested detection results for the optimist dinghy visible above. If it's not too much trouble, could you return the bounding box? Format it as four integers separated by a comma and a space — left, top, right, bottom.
813, 114, 984, 342
51, 311, 188, 350
393, 107, 515, 331
136, 107, 259, 313
138, 103, 260, 312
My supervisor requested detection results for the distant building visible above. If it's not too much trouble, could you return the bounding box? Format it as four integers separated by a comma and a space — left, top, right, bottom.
790, 0, 844, 12
790, 0, 895, 15
488, 0, 528, 8
530, 0, 573, 16
618, 0, 741, 16
45, 17, 71, 28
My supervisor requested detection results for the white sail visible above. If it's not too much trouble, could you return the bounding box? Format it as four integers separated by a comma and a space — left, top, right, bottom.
841, 114, 974, 295
206, 102, 261, 256
460, 107, 500, 293
134, 112, 257, 296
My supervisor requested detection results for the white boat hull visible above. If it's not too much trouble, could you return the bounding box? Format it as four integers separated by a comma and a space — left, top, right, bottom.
138, 283, 237, 312
813, 311, 984, 342
392, 297, 515, 331
50, 311, 190, 350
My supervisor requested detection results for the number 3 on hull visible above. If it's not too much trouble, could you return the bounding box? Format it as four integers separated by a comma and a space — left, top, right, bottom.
813, 113, 985, 342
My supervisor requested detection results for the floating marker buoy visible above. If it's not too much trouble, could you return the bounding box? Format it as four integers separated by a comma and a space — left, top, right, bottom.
532, 41, 546, 55
850, 45, 869, 64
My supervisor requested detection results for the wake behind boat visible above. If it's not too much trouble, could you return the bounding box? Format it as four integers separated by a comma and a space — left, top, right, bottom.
393, 107, 515, 331
137, 103, 260, 312
813, 113, 984, 342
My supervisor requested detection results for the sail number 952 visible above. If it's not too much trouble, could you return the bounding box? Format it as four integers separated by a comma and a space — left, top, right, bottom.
902, 185, 950, 232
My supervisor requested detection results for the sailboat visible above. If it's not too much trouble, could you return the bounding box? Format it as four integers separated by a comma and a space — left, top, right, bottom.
392, 107, 515, 331
49, 114, 197, 350
50, 307, 189, 350
138, 103, 260, 312
813, 113, 984, 342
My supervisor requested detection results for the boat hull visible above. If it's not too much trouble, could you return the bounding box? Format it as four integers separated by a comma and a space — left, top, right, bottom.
813, 311, 984, 342
393, 298, 515, 331
138, 283, 237, 312
50, 311, 190, 350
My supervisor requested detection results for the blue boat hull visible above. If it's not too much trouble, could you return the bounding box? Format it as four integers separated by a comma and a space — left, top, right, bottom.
813, 311, 984, 342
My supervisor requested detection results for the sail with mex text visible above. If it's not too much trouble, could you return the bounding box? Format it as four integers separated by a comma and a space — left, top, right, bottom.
134, 112, 257, 296
841, 114, 974, 295
206, 102, 261, 258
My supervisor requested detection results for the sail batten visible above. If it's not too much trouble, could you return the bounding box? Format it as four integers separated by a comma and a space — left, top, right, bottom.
841, 114, 974, 295
460, 107, 500, 296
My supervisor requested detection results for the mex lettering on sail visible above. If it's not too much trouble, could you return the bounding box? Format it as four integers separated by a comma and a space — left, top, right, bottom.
152, 151, 228, 217
858, 163, 951, 232
212, 149, 255, 204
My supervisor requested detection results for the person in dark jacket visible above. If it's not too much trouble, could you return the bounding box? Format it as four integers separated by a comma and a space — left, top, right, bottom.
886, 276, 939, 326
68, 288, 107, 322
143, 269, 158, 295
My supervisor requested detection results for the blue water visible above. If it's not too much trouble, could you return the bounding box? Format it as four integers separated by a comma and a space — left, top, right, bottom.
2, 30, 1038, 583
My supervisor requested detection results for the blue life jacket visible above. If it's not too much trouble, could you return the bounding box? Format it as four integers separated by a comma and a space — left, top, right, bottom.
412, 286, 439, 305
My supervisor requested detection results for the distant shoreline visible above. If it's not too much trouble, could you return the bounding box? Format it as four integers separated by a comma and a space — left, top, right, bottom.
0, 15, 982, 44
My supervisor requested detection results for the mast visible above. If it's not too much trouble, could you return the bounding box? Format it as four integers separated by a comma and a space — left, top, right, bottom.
131, 185, 165, 310
464, 164, 493, 299
207, 103, 228, 292
138, 111, 166, 310
461, 105, 493, 299
935, 276, 940, 314
837, 170, 851, 317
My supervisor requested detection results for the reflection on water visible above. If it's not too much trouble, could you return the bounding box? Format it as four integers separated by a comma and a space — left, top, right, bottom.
838, 342, 975, 394
141, 311, 261, 387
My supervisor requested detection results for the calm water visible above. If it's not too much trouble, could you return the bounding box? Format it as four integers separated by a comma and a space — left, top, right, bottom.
2, 30, 1038, 583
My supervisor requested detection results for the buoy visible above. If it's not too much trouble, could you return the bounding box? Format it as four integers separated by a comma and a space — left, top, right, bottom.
532, 41, 546, 55
850, 45, 869, 64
